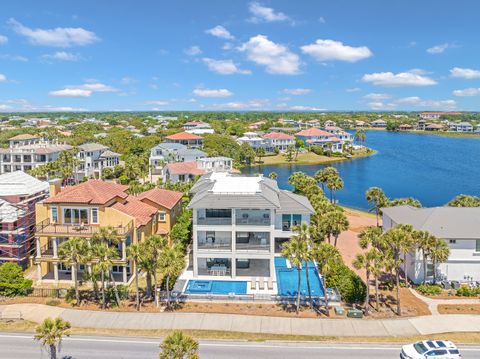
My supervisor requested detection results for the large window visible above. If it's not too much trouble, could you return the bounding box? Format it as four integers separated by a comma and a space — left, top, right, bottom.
91, 208, 99, 224
63, 208, 89, 224
282, 214, 302, 231
51, 207, 58, 223
206, 209, 232, 218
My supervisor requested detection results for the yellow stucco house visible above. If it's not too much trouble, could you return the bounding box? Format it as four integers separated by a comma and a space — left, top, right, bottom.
34, 179, 183, 286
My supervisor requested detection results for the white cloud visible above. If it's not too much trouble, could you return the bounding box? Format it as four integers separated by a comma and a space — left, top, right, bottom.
211, 99, 269, 109
8, 18, 99, 47
238, 35, 300, 75
120, 77, 136, 85
367, 102, 397, 110
283, 88, 311, 95
301, 39, 373, 63
452, 88, 480, 97
49, 88, 91, 97
318, 17, 326, 24
346, 87, 361, 92
426, 43, 458, 54
184, 45, 202, 56
42, 51, 81, 61
394, 96, 422, 105
361, 70, 437, 87
248, 2, 290, 23
193, 88, 233, 97
0, 104, 10, 110
145, 100, 169, 106
202, 58, 251, 75
393, 97, 457, 109
0, 35, 7, 45
0, 54, 28, 62
0, 74, 7, 82
449, 67, 480, 79
287, 105, 325, 111
205, 25, 234, 40
77, 83, 118, 92
364, 93, 391, 100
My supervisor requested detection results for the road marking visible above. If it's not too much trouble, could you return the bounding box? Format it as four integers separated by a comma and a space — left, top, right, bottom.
1, 334, 480, 352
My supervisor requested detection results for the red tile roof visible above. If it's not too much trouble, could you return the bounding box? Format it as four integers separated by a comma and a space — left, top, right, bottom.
166, 131, 203, 141
9, 134, 40, 141
296, 128, 334, 137
137, 188, 183, 209
263, 132, 294, 140
44, 180, 129, 205
112, 196, 158, 226
421, 112, 462, 115
164, 161, 206, 176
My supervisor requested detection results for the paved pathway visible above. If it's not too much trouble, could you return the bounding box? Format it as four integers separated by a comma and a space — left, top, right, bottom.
3, 303, 480, 337
409, 289, 480, 315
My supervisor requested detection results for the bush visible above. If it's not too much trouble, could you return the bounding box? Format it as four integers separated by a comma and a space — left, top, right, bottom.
326, 263, 366, 303
416, 284, 442, 296
456, 285, 480, 297
309, 145, 324, 156
0, 262, 33, 297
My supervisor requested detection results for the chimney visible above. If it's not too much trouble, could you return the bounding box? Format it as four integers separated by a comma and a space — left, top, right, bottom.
48, 179, 62, 197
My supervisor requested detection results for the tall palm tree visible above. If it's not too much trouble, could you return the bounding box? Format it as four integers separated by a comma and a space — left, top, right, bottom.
311, 242, 341, 316
413, 230, 436, 284
320, 209, 349, 247
382, 224, 414, 316
430, 238, 450, 284
58, 237, 88, 306
146, 234, 168, 307
159, 244, 185, 308
292, 223, 313, 307
354, 129, 366, 145
314, 167, 338, 192
159, 330, 199, 359
34, 317, 71, 359
281, 236, 308, 314
127, 244, 142, 311
353, 249, 380, 316
365, 187, 390, 226
94, 243, 120, 308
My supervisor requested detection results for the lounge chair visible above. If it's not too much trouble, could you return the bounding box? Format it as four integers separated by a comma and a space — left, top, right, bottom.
250, 277, 256, 290
267, 277, 274, 290
259, 277, 265, 290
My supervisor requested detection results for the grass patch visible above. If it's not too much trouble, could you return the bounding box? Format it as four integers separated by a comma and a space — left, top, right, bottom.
257, 149, 373, 166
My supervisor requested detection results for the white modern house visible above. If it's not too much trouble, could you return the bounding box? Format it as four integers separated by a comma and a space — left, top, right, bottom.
149, 143, 206, 175
187, 172, 314, 285
382, 205, 480, 284
449, 122, 474, 132
184, 122, 214, 135
262, 132, 295, 152
236, 132, 267, 150
76, 143, 121, 180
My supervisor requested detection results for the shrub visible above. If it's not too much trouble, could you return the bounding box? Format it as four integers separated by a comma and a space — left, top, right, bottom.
456, 285, 480, 297
416, 284, 442, 296
326, 263, 366, 303
309, 145, 324, 156
0, 262, 33, 297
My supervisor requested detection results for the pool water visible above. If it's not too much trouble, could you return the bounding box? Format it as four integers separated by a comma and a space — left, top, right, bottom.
275, 257, 325, 297
184, 280, 247, 295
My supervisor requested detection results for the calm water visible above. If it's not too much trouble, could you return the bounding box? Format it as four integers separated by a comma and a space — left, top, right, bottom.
242, 131, 480, 210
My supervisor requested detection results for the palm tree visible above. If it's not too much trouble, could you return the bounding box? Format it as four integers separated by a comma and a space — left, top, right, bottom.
34, 317, 71, 359
281, 236, 308, 314
58, 237, 88, 306
354, 129, 366, 145
382, 224, 414, 316
146, 234, 168, 307
365, 187, 390, 226
159, 330, 199, 359
326, 175, 343, 204
94, 243, 120, 308
430, 238, 450, 284
320, 209, 349, 247
159, 244, 185, 309
268, 171, 278, 180
255, 147, 266, 163
413, 230, 436, 284
127, 244, 142, 311
311, 242, 341, 316
353, 249, 380, 316
292, 223, 313, 307
314, 167, 338, 192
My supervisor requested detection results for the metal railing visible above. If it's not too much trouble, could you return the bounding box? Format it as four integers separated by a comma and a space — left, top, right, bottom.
197, 242, 232, 250
235, 217, 270, 226
35, 218, 133, 236
197, 217, 232, 225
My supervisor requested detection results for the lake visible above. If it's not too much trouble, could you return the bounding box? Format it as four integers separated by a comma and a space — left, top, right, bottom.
242, 131, 480, 210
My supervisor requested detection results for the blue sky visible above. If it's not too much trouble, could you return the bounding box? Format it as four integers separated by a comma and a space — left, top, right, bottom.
0, 0, 480, 112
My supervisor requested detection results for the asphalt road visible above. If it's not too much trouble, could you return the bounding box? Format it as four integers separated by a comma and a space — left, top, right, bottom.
1, 333, 480, 359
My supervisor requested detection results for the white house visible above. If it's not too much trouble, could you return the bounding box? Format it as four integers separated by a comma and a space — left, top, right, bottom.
187, 172, 314, 286
262, 132, 295, 152
449, 122, 474, 132
76, 143, 121, 180
149, 143, 206, 175
382, 205, 480, 284
184, 122, 215, 135
236, 132, 267, 150
371, 119, 387, 128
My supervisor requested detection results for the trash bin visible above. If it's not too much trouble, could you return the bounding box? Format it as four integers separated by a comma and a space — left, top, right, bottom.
334, 306, 345, 315
347, 309, 363, 318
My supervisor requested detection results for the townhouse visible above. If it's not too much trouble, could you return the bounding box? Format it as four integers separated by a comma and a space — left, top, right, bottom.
236, 132, 266, 150
419, 112, 462, 120
262, 132, 295, 152
34, 180, 182, 285
188, 172, 314, 282
382, 205, 480, 284
76, 143, 121, 180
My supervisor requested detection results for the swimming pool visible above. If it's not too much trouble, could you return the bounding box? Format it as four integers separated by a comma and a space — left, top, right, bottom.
275, 257, 325, 297
184, 280, 247, 295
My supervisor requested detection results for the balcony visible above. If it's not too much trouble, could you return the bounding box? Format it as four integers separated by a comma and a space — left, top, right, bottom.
35, 218, 133, 237
235, 209, 271, 226
236, 232, 270, 251
197, 231, 232, 250
197, 217, 232, 226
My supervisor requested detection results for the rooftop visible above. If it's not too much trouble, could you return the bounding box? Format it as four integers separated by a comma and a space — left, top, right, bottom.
79, 143, 109, 152
8, 134, 40, 141
166, 131, 203, 141
295, 128, 334, 137
137, 188, 183, 209
0, 171, 49, 196
164, 161, 206, 176
263, 132, 294, 140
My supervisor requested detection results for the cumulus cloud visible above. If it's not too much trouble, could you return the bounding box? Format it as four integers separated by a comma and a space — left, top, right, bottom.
42, 51, 81, 61
449, 67, 480, 79
184, 45, 202, 56
452, 88, 480, 97
301, 39, 372, 62
238, 35, 300, 75
287, 105, 325, 111
364, 93, 391, 100
0, 35, 7, 45
49, 88, 91, 97
202, 58, 251, 75
0, 54, 28, 62
361, 70, 437, 87
367, 102, 396, 110
282, 88, 311, 95
145, 100, 169, 106
210, 99, 269, 109
193, 88, 233, 97
369, 96, 457, 110
205, 25, 234, 40
8, 18, 99, 47
426, 43, 458, 54
0, 74, 7, 82
248, 2, 290, 23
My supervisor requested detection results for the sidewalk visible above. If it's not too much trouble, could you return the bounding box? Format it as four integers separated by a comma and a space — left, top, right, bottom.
410, 288, 480, 315
2, 303, 480, 337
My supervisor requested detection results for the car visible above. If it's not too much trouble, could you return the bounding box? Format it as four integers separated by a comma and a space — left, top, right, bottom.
400, 340, 462, 358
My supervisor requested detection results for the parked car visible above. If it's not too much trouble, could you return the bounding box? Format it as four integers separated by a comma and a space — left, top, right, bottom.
400, 340, 461, 358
